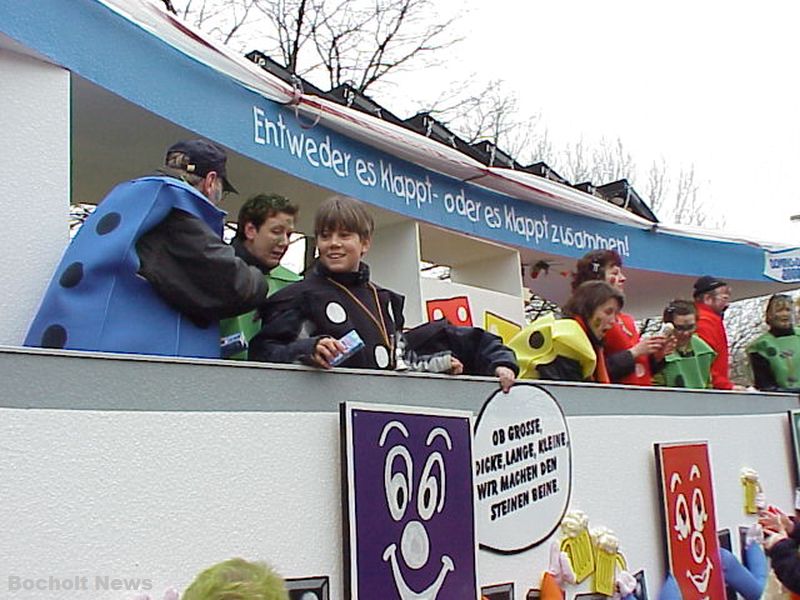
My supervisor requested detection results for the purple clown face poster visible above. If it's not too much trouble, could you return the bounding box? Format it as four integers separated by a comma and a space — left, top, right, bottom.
341, 402, 478, 600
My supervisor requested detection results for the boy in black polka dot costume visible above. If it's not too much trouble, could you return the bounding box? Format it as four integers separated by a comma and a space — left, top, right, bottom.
249, 197, 518, 391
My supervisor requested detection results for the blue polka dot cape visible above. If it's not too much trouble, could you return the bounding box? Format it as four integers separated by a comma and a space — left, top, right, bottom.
24, 176, 225, 358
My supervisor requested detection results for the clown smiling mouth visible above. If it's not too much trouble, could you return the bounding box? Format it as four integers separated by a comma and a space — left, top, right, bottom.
686, 557, 713, 594
382, 543, 454, 600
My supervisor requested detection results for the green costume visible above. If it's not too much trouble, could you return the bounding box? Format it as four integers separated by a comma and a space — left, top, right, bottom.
508, 313, 596, 380
656, 335, 716, 389
220, 264, 301, 360
747, 329, 800, 389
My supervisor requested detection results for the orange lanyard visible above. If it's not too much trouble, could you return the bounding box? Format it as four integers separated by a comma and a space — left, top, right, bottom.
326, 278, 391, 348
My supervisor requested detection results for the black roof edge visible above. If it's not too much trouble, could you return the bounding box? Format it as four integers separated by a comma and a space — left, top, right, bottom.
327, 83, 405, 126
244, 50, 329, 97
404, 112, 470, 151
573, 181, 602, 197
522, 161, 570, 186
467, 140, 522, 169
596, 178, 659, 222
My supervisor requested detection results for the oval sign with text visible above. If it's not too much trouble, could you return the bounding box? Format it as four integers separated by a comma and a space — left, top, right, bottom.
474, 384, 571, 553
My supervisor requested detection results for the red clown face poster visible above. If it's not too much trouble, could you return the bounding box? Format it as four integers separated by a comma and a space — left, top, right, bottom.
655, 441, 725, 600
426, 296, 473, 326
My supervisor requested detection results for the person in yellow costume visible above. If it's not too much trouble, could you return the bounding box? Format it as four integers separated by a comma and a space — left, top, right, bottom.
220, 194, 301, 359
509, 281, 623, 383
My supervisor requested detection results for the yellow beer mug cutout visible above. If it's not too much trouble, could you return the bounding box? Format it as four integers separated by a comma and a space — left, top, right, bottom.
740, 467, 763, 515
559, 511, 595, 583
591, 527, 625, 596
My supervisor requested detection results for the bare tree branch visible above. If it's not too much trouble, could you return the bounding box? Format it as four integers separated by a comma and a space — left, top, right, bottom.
162, 0, 178, 15
222, 0, 258, 45
646, 158, 668, 215
287, 0, 308, 71
673, 166, 701, 225
175, 0, 460, 93
561, 138, 593, 183
174, 0, 724, 232
426, 79, 553, 166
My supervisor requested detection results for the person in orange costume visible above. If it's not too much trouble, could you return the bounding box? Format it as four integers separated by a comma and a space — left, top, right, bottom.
571, 250, 670, 385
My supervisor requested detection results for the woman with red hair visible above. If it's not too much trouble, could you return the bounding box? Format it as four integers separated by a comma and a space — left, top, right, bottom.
572, 250, 668, 385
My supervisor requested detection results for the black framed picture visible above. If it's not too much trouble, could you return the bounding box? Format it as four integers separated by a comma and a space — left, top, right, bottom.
285, 576, 329, 600
788, 410, 800, 488
632, 569, 648, 600
574, 593, 609, 600
717, 529, 737, 600
481, 582, 514, 600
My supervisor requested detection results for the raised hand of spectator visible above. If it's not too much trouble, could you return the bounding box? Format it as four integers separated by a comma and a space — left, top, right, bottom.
759, 507, 793, 537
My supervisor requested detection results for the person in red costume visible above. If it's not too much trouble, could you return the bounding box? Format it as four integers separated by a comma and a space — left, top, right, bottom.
572, 250, 670, 385
692, 275, 744, 390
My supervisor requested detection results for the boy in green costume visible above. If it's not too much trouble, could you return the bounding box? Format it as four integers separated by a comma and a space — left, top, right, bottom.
654, 299, 715, 389
220, 194, 301, 359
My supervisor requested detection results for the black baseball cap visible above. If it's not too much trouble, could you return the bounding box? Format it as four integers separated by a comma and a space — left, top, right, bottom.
166, 139, 237, 193
693, 275, 727, 297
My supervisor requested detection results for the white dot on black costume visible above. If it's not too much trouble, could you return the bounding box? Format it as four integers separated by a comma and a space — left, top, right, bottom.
386, 301, 395, 323
41, 324, 67, 349
59, 262, 84, 288
95, 211, 121, 235
326, 302, 347, 324
374, 345, 390, 368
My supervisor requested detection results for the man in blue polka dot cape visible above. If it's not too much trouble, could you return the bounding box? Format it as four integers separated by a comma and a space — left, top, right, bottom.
24, 140, 267, 359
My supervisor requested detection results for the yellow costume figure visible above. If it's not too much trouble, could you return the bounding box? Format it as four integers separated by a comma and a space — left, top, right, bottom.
509, 313, 597, 380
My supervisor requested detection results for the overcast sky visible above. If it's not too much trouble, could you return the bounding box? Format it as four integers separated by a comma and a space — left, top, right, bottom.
381, 0, 800, 245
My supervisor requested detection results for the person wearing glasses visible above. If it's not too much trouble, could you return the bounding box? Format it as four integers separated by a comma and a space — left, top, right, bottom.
24, 139, 267, 358
748, 294, 800, 392
692, 275, 743, 390
653, 300, 716, 389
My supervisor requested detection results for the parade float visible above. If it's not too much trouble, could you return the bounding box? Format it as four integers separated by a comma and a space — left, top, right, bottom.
1, 2, 799, 599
